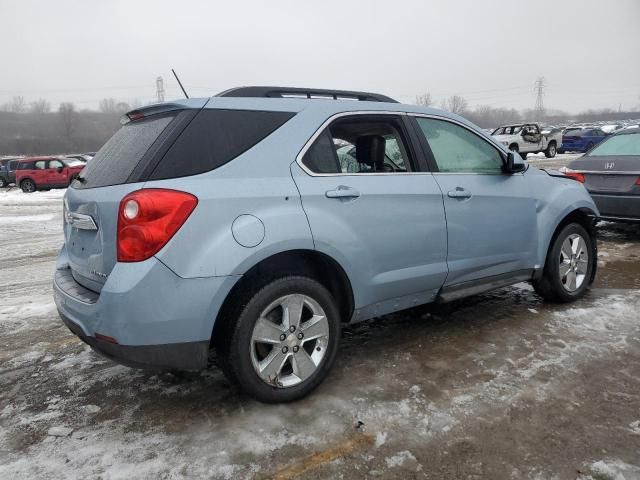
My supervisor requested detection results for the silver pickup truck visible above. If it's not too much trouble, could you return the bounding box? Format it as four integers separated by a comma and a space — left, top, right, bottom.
492, 123, 562, 159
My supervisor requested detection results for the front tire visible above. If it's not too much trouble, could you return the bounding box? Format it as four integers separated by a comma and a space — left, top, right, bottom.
544, 142, 557, 158
20, 179, 36, 193
217, 276, 341, 403
533, 223, 595, 302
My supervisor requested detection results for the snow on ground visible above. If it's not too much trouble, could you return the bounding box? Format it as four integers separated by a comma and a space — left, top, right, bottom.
1, 182, 640, 479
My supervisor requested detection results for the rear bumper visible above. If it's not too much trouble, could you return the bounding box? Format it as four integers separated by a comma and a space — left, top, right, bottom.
59, 311, 209, 369
590, 193, 640, 222
53, 245, 239, 370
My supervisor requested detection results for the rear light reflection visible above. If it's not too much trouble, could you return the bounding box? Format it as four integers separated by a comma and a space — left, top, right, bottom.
95, 333, 118, 344
559, 167, 586, 183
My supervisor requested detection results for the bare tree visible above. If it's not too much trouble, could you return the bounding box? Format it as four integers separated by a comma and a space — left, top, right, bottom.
10, 96, 27, 113
445, 95, 468, 115
115, 101, 131, 113
58, 102, 78, 146
415, 92, 433, 107
99, 98, 118, 113
30, 98, 51, 114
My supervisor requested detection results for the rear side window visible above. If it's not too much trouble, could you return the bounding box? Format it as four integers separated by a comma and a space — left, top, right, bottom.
18, 162, 33, 170
149, 109, 295, 180
77, 114, 175, 189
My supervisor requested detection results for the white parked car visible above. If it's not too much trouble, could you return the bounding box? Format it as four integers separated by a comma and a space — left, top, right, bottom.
492, 123, 562, 159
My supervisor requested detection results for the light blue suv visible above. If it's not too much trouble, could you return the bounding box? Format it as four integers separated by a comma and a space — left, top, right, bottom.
54, 87, 598, 402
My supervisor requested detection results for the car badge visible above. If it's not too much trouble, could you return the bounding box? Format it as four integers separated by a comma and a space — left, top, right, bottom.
604, 162, 615, 170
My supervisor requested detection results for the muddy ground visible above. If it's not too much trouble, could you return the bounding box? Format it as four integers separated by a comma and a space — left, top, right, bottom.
1, 156, 639, 479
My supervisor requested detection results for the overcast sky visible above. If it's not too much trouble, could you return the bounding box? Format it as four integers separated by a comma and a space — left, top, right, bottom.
1, 0, 639, 113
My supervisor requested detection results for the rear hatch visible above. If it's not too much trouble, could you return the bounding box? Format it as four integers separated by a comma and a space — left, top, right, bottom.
63, 102, 204, 292
63, 100, 296, 292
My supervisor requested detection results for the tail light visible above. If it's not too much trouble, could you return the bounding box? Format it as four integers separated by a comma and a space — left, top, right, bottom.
635, 177, 640, 186
117, 189, 198, 262
559, 167, 585, 183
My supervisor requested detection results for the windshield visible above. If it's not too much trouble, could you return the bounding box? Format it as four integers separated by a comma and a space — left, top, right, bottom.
564, 128, 585, 137
587, 133, 640, 156
492, 125, 523, 135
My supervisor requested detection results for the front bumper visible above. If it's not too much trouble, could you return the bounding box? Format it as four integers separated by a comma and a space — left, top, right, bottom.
53, 245, 239, 370
590, 193, 640, 222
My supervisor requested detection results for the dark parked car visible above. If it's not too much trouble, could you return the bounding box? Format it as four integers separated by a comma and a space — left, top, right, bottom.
16, 157, 85, 193
0, 158, 20, 188
563, 127, 640, 222
559, 127, 607, 153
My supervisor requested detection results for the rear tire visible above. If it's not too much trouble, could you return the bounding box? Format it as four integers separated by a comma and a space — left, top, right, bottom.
0, 177, 6, 188
544, 142, 557, 158
216, 276, 341, 403
533, 223, 595, 302
20, 179, 36, 193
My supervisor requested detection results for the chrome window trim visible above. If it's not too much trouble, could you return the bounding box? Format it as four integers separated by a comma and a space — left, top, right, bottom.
295, 111, 428, 177
408, 113, 509, 176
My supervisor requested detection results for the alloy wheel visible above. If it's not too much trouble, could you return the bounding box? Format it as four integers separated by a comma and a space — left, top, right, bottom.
559, 233, 589, 292
250, 294, 330, 388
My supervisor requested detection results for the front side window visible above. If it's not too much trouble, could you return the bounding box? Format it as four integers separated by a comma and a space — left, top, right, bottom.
302, 116, 412, 174
416, 118, 504, 174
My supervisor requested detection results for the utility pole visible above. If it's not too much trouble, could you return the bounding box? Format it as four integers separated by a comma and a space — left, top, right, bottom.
534, 77, 545, 121
156, 76, 165, 103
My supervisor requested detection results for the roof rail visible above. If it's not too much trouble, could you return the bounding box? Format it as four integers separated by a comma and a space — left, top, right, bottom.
216, 86, 398, 103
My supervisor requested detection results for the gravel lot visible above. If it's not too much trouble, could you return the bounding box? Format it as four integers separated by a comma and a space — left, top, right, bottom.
1, 155, 640, 479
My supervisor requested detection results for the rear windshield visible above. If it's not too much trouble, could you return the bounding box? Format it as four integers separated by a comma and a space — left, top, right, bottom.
564, 128, 584, 137
587, 133, 640, 156
76, 114, 175, 189
73, 109, 295, 188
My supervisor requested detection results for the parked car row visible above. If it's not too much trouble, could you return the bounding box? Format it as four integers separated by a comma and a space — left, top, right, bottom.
491, 119, 640, 157
562, 127, 640, 222
0, 153, 93, 191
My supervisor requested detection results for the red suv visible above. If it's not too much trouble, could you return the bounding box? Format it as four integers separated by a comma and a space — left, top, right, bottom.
16, 157, 85, 193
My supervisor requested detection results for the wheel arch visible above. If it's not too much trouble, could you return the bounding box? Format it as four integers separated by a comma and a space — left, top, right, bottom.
19, 177, 36, 189
536, 206, 598, 282
211, 249, 355, 347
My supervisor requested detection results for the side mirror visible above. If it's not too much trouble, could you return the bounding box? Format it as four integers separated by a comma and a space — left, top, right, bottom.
505, 151, 526, 173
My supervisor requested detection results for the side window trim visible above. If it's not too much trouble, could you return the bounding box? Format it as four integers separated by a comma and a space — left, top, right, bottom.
408, 113, 508, 175
297, 111, 423, 176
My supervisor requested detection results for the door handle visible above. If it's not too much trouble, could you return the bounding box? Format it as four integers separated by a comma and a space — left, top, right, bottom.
447, 188, 472, 199
326, 186, 360, 199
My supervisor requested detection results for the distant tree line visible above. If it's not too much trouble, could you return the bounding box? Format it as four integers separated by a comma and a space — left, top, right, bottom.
1, 93, 638, 156
415, 92, 639, 128
0, 97, 141, 155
